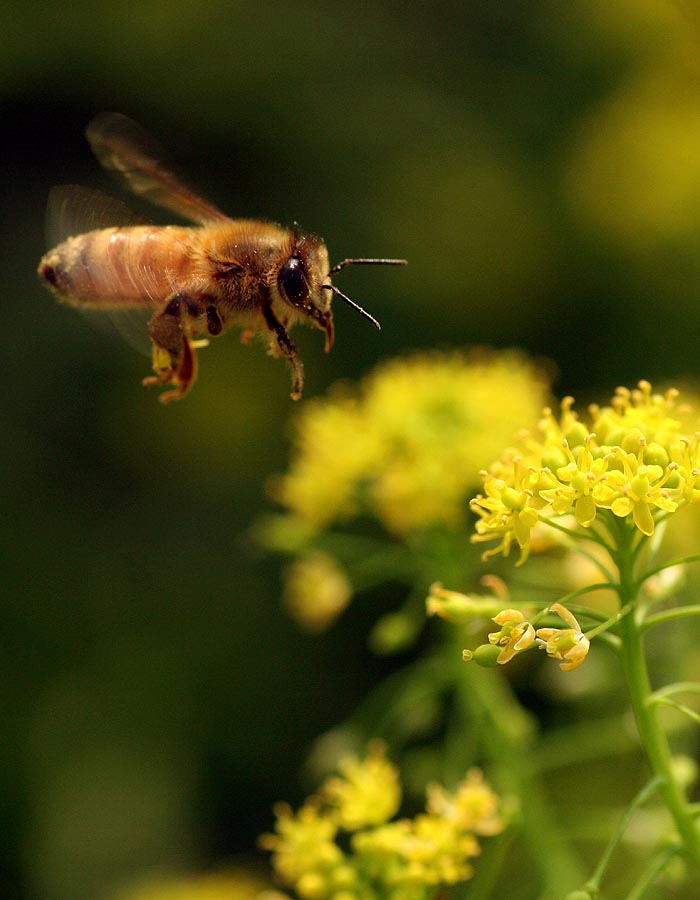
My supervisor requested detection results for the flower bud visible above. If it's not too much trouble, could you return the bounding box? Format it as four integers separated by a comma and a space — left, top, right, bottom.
466, 644, 503, 667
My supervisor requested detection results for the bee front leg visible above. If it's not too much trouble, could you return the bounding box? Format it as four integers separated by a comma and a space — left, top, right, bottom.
261, 305, 304, 400
144, 293, 201, 404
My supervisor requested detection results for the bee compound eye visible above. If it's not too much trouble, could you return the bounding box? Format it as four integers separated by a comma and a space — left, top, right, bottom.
278, 254, 309, 306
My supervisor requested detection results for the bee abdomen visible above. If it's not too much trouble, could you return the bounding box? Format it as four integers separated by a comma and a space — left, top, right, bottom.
38, 226, 195, 308
38, 257, 61, 289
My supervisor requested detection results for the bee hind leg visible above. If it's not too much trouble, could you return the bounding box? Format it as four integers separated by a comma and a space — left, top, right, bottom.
143, 293, 200, 403
261, 305, 304, 400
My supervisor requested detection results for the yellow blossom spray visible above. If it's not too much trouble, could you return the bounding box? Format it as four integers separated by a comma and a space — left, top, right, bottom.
450, 381, 700, 893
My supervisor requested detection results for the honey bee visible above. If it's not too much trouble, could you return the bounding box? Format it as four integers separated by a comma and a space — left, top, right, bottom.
37, 113, 406, 403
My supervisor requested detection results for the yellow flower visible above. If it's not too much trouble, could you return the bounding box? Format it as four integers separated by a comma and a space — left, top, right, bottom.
273, 349, 550, 537
539, 435, 609, 527
535, 603, 590, 671
488, 609, 536, 663
321, 742, 401, 830
597, 446, 679, 536
283, 552, 352, 633
470, 457, 543, 565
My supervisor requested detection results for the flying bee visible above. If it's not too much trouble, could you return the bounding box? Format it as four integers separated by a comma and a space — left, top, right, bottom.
37, 112, 406, 403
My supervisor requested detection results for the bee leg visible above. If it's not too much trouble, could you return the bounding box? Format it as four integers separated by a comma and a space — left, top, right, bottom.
261, 304, 304, 400
143, 293, 200, 403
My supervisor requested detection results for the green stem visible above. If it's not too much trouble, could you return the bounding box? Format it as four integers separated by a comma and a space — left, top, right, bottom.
585, 600, 634, 641
649, 698, 700, 728
540, 517, 615, 559
643, 605, 700, 631
635, 553, 700, 586
623, 843, 680, 900
615, 528, 700, 865
650, 682, 700, 700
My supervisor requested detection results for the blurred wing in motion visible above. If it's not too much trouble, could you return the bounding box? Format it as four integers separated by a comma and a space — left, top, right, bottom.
86, 112, 231, 225
45, 183, 149, 248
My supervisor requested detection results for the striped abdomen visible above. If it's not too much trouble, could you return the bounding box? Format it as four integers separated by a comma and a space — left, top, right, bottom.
38, 225, 198, 308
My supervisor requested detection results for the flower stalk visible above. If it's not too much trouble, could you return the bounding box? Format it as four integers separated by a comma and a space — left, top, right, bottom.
605, 520, 700, 863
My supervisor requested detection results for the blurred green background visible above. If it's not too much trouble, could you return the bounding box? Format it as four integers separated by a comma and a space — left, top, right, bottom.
5, 1, 700, 897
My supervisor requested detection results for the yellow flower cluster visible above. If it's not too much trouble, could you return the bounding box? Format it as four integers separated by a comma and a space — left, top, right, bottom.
471, 381, 700, 564
272, 350, 549, 537
260, 745, 503, 900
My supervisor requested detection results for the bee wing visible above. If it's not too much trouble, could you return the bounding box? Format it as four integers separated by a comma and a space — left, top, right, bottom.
45, 184, 149, 248
86, 112, 231, 225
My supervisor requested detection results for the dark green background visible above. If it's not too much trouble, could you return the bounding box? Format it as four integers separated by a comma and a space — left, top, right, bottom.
4, 2, 700, 897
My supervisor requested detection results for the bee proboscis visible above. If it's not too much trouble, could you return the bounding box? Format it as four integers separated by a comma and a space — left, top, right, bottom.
37, 112, 406, 402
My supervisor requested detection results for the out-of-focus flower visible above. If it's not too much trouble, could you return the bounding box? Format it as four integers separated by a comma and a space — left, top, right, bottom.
258, 802, 344, 897
425, 769, 503, 836
321, 741, 401, 830
260, 746, 504, 900
563, 61, 700, 249
426, 578, 507, 624
353, 812, 481, 889
642, 563, 685, 601
271, 349, 550, 538
283, 553, 352, 633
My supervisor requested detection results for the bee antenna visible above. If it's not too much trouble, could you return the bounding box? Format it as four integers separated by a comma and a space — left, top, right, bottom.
326, 284, 381, 330
327, 258, 407, 276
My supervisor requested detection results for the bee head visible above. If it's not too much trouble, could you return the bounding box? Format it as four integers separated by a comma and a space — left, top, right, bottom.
277, 232, 406, 351
276, 233, 334, 350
